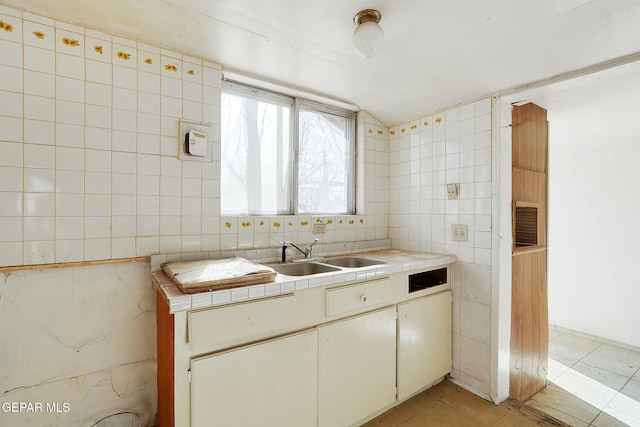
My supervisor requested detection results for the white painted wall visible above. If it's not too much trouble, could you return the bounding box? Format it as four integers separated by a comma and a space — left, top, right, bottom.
546, 68, 640, 348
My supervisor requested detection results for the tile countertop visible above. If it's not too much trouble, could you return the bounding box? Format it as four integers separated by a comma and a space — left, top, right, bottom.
153, 250, 457, 313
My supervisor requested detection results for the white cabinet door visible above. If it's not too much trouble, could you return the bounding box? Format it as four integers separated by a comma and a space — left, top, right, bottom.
318, 306, 397, 427
191, 329, 318, 427
397, 290, 452, 400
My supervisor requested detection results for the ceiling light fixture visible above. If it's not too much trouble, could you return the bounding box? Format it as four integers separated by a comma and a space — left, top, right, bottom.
352, 9, 384, 58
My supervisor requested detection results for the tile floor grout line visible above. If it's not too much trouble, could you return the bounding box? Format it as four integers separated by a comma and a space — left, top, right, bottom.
616, 371, 638, 394
564, 342, 602, 370
549, 331, 565, 342
577, 341, 620, 426
580, 337, 640, 424
586, 407, 602, 426
578, 356, 638, 381
583, 342, 603, 360
599, 364, 640, 424
535, 330, 639, 426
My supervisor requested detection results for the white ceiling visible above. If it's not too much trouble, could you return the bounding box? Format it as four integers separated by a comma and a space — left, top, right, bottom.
4, 0, 640, 125
542, 70, 640, 145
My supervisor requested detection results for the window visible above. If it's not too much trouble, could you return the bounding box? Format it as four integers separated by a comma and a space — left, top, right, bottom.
221, 81, 355, 215
221, 84, 292, 215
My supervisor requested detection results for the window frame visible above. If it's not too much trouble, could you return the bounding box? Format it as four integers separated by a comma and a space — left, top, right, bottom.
221, 80, 356, 216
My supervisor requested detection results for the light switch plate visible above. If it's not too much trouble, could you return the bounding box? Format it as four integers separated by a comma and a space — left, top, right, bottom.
452, 224, 468, 242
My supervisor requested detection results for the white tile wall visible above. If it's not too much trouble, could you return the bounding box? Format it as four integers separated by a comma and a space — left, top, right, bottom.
389, 98, 493, 396
0, 7, 389, 267
0, 9, 222, 266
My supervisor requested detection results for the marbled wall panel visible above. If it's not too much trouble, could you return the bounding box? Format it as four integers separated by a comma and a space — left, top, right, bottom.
0, 261, 155, 426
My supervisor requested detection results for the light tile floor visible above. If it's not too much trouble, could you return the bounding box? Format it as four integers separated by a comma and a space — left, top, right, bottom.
526, 327, 640, 427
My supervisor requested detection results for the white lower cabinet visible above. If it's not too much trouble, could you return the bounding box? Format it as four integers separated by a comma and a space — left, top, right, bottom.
318, 306, 397, 427
190, 329, 318, 427
397, 290, 452, 400
156, 265, 453, 427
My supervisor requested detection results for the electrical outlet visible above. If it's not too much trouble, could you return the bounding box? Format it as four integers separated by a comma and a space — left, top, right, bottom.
447, 183, 459, 200
312, 223, 327, 234
452, 224, 468, 242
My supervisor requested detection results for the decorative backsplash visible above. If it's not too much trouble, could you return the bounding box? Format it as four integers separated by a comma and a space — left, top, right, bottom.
0, 19, 13, 32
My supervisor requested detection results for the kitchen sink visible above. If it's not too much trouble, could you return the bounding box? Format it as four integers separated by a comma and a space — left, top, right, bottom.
322, 257, 386, 268
271, 262, 340, 276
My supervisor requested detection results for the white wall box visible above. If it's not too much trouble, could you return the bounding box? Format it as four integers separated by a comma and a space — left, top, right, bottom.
178, 120, 213, 162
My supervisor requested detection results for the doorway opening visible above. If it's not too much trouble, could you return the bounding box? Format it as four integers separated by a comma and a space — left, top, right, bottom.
496, 59, 640, 425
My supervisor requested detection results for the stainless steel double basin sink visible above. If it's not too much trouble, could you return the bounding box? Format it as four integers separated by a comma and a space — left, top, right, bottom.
270, 257, 385, 277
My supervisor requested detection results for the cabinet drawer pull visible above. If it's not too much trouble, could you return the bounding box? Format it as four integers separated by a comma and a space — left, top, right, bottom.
325, 277, 392, 317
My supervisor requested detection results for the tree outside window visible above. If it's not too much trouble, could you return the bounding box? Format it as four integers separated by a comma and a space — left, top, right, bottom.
221, 82, 355, 216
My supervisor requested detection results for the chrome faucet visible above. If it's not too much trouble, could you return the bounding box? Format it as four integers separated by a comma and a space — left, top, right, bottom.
282, 238, 319, 262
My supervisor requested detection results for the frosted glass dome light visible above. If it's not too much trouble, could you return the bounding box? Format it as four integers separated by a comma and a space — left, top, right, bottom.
352, 9, 384, 58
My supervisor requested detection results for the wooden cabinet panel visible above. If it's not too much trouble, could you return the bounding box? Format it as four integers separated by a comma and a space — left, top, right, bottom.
511, 102, 549, 402
397, 291, 452, 400
510, 250, 548, 401
156, 293, 174, 427
512, 103, 547, 173
191, 329, 318, 427
318, 307, 397, 427
510, 255, 523, 398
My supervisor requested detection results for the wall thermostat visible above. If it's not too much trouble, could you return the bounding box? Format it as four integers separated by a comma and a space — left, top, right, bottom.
184, 130, 208, 157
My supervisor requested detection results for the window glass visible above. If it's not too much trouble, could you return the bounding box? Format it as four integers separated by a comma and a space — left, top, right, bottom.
298, 108, 351, 214
221, 82, 355, 215
221, 90, 291, 215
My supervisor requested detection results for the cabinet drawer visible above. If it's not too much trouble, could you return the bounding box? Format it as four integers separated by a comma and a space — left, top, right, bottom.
325, 277, 392, 317
188, 293, 297, 351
